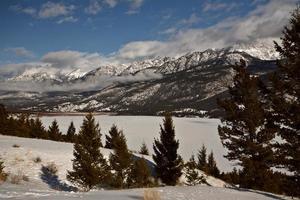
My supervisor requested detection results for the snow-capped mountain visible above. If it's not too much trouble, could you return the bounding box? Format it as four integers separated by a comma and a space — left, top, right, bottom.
0, 39, 279, 116
230, 38, 280, 60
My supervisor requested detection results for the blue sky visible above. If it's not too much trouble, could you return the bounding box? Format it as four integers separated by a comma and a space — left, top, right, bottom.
0, 0, 298, 76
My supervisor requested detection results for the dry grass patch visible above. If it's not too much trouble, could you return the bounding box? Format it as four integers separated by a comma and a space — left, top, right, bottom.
144, 189, 161, 200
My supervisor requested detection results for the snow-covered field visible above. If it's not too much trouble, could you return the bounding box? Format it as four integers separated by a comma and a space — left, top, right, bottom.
40, 116, 233, 172
0, 135, 290, 200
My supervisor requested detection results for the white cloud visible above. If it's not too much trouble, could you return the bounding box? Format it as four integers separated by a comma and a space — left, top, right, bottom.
129, 0, 144, 9
104, 0, 118, 8
56, 16, 78, 24
112, 0, 297, 61
126, 0, 144, 15
4, 47, 35, 58
202, 2, 237, 12
179, 13, 201, 26
85, 0, 102, 15
38, 2, 75, 18
10, 5, 36, 16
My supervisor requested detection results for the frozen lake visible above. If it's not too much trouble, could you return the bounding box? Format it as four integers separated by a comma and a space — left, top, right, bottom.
41, 115, 234, 172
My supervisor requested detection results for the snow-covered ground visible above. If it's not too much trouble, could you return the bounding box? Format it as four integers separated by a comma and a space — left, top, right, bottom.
0, 135, 290, 200
40, 116, 232, 172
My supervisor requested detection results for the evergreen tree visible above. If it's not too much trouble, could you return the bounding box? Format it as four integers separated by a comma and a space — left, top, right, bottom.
139, 142, 149, 155
270, 7, 300, 197
128, 157, 152, 188
48, 120, 62, 141
185, 155, 205, 186
197, 144, 208, 173
67, 113, 109, 191
105, 124, 122, 149
66, 121, 76, 143
30, 118, 48, 139
16, 114, 31, 137
218, 60, 275, 191
0, 104, 8, 134
207, 151, 220, 177
109, 132, 132, 188
153, 113, 183, 186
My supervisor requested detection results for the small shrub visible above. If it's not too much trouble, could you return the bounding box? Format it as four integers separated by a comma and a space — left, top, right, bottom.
12, 144, 20, 148
33, 156, 42, 163
10, 171, 28, 184
143, 189, 161, 200
44, 162, 58, 175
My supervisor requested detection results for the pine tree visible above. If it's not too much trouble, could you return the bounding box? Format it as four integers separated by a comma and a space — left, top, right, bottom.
0, 104, 8, 134
184, 155, 205, 186
197, 144, 208, 173
48, 120, 62, 141
30, 118, 48, 139
218, 60, 275, 191
139, 142, 149, 155
66, 121, 76, 143
105, 124, 122, 149
207, 151, 220, 178
109, 132, 132, 188
67, 113, 110, 191
128, 157, 152, 188
16, 114, 31, 138
270, 7, 300, 197
153, 113, 183, 186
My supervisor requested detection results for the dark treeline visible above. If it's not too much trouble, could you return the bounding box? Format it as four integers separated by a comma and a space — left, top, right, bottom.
0, 107, 77, 143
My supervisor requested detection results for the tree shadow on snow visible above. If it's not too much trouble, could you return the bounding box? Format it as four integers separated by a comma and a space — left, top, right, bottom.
40, 165, 77, 192
126, 195, 143, 200
231, 187, 286, 200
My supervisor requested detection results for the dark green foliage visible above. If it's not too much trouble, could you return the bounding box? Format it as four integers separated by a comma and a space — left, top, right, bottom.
109, 132, 132, 188
0, 104, 8, 134
67, 113, 110, 191
207, 151, 220, 178
48, 120, 62, 141
65, 121, 76, 143
218, 60, 275, 191
185, 155, 205, 186
220, 167, 240, 185
105, 124, 122, 149
153, 113, 183, 186
270, 7, 300, 197
139, 142, 149, 155
197, 144, 208, 173
30, 118, 48, 139
128, 157, 152, 188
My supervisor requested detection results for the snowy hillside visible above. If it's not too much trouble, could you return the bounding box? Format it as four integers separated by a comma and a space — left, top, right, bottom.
0, 135, 291, 200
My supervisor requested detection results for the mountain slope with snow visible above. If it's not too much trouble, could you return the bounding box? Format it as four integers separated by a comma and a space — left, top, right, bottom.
0, 39, 279, 116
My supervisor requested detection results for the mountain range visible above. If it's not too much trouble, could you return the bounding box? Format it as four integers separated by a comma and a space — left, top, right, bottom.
0, 39, 279, 117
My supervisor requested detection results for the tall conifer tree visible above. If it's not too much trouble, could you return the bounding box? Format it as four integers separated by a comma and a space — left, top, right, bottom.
67, 113, 109, 191
153, 113, 183, 186
270, 7, 300, 197
218, 60, 275, 190
109, 132, 132, 188
105, 124, 122, 149
197, 144, 208, 172
48, 120, 62, 141
66, 121, 76, 142
139, 142, 149, 155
